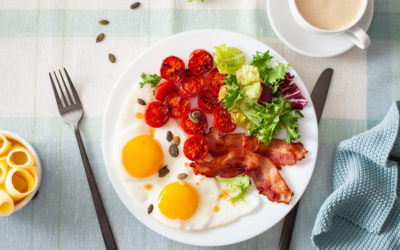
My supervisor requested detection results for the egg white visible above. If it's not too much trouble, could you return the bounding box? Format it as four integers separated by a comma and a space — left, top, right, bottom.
114, 83, 259, 231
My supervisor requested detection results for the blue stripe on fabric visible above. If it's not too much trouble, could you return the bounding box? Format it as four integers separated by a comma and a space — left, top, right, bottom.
368, 12, 391, 40
0, 9, 273, 37
291, 142, 338, 250
367, 40, 393, 129
31, 141, 61, 249
375, 0, 389, 12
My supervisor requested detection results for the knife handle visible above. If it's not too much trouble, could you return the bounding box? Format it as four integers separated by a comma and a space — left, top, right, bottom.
278, 202, 299, 250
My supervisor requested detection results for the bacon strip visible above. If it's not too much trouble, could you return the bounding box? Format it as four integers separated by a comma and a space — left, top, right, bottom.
205, 127, 307, 168
190, 149, 293, 204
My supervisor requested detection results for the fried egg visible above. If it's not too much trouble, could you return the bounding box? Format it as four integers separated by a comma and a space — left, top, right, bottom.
114, 84, 259, 231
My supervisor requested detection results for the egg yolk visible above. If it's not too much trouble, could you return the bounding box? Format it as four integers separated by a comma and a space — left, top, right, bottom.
158, 182, 199, 220
122, 135, 163, 178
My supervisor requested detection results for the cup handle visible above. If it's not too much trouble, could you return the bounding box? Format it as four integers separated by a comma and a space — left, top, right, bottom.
343, 25, 371, 49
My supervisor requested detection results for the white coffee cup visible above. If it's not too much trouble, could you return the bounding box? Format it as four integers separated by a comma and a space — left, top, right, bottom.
289, 0, 371, 49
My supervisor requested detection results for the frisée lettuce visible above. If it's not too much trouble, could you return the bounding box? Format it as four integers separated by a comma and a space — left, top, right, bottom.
249, 96, 303, 145
250, 51, 289, 94
139, 73, 161, 94
221, 75, 243, 111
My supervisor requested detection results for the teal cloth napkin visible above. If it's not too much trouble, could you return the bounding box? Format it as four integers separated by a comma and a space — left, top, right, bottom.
311, 100, 400, 249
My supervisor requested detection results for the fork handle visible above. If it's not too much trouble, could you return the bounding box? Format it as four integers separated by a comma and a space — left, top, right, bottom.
74, 127, 117, 250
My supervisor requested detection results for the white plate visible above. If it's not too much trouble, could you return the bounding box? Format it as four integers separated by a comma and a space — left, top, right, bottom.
102, 29, 318, 246
267, 0, 374, 57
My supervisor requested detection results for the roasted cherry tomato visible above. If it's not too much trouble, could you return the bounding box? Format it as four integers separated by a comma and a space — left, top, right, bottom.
160, 56, 185, 83
179, 70, 206, 97
144, 102, 169, 128
212, 106, 236, 133
180, 108, 208, 135
188, 49, 214, 76
183, 135, 209, 161
198, 89, 220, 114
164, 93, 191, 119
207, 68, 228, 97
154, 81, 179, 102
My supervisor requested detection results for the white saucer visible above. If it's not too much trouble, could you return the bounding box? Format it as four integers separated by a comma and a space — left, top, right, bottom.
267, 0, 374, 57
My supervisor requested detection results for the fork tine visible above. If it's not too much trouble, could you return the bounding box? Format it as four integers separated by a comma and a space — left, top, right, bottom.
63, 68, 81, 105
58, 69, 74, 105
53, 72, 69, 106
49, 73, 63, 108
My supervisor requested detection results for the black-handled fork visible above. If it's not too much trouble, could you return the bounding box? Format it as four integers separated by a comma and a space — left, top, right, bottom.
49, 69, 117, 250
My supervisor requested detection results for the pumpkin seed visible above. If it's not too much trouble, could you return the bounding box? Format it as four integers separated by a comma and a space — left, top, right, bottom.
159, 167, 170, 178
130, 2, 140, 9
99, 20, 109, 25
96, 33, 105, 43
169, 143, 179, 157
166, 131, 172, 142
171, 136, 180, 146
177, 173, 188, 180
137, 98, 146, 106
148, 204, 153, 214
192, 111, 201, 118
108, 53, 116, 63
189, 113, 199, 124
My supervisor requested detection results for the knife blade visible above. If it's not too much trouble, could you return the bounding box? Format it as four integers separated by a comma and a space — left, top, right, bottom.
278, 68, 333, 250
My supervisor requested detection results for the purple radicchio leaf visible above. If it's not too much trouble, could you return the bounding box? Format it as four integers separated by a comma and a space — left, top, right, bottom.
278, 73, 308, 110
257, 82, 272, 107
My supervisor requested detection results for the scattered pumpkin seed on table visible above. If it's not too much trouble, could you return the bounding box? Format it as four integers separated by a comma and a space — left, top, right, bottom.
130, 2, 140, 9
96, 33, 105, 43
99, 20, 109, 25
108, 53, 116, 63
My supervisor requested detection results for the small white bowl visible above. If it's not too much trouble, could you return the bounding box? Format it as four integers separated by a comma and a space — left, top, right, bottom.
0, 130, 42, 214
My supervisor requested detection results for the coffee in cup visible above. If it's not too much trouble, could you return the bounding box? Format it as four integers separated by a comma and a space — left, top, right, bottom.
289, 0, 371, 49
295, 0, 363, 30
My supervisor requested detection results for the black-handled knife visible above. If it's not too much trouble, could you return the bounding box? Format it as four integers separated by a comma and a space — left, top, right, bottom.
278, 68, 333, 250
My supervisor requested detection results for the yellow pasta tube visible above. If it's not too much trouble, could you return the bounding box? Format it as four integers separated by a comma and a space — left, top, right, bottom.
0, 157, 8, 185
6, 144, 35, 168
0, 134, 12, 157
4, 167, 38, 203
0, 185, 14, 216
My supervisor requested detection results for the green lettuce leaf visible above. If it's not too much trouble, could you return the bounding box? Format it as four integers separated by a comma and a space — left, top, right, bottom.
239, 97, 261, 125
214, 44, 246, 75
261, 62, 288, 85
280, 105, 304, 144
249, 50, 289, 94
236, 65, 262, 99
248, 96, 303, 145
260, 63, 289, 94
139, 73, 161, 93
217, 175, 250, 202
236, 65, 260, 87
242, 83, 262, 99
250, 51, 273, 72
222, 75, 244, 110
